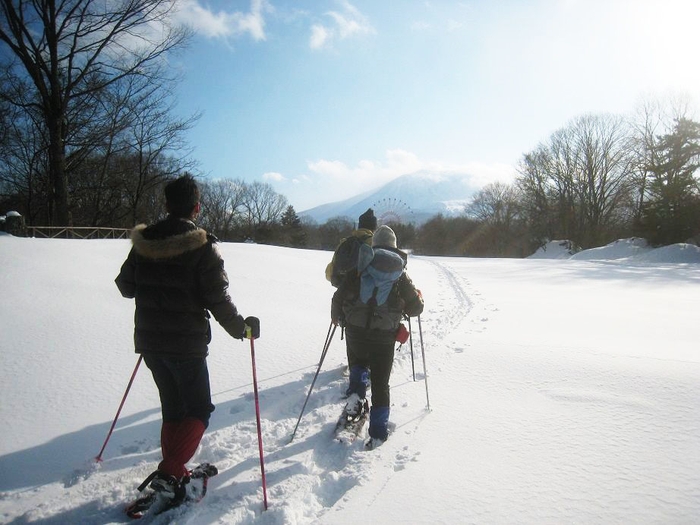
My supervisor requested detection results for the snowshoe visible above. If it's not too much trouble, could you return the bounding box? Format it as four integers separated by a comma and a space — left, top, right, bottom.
125, 463, 218, 519
334, 399, 369, 444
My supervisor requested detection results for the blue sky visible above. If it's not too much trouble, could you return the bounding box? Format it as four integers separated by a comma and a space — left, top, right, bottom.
170, 0, 700, 212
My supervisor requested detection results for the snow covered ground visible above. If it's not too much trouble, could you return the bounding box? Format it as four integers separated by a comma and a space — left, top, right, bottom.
1, 233, 699, 524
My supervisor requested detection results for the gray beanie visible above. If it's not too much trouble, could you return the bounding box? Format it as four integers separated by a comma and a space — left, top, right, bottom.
372, 225, 397, 249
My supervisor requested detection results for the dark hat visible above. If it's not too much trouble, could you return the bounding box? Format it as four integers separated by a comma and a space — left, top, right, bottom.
358, 208, 377, 231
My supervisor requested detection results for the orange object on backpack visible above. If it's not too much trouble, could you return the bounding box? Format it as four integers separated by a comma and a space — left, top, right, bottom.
395, 323, 409, 344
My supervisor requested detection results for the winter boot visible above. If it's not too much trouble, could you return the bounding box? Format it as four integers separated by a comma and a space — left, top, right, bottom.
129, 469, 187, 518
137, 470, 185, 502
150, 473, 183, 500
368, 406, 390, 441
364, 436, 386, 450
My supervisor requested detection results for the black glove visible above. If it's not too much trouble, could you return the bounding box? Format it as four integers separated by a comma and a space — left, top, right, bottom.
230, 315, 246, 340
244, 316, 260, 339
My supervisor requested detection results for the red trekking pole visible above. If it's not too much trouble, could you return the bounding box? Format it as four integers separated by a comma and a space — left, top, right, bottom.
95, 355, 143, 463
247, 324, 268, 511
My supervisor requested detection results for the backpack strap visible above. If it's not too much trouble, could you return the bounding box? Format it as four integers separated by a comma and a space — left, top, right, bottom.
364, 286, 379, 329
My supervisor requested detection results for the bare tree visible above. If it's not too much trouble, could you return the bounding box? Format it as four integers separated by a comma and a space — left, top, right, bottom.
467, 181, 520, 225
199, 178, 247, 241
0, 61, 50, 222
242, 181, 288, 241
571, 114, 636, 246
466, 181, 525, 256
517, 114, 636, 248
317, 216, 353, 250
517, 145, 556, 245
118, 79, 199, 225
0, 0, 191, 225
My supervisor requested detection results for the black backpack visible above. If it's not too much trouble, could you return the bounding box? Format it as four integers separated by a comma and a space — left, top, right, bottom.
330, 233, 372, 287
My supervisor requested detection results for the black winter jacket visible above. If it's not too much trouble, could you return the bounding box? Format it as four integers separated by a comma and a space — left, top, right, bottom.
115, 217, 245, 357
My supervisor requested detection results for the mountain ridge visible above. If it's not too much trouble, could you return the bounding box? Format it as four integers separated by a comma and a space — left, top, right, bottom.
299, 170, 479, 225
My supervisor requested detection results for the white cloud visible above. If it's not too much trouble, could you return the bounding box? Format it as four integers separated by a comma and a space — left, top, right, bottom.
310, 25, 330, 49
309, 0, 374, 50
307, 149, 516, 189
175, 0, 270, 41
263, 171, 285, 182
307, 159, 351, 178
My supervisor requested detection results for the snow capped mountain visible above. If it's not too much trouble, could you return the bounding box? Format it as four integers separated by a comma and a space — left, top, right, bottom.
300, 171, 480, 225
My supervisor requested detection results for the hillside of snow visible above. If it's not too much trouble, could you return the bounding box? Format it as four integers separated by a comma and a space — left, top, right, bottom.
1, 233, 699, 524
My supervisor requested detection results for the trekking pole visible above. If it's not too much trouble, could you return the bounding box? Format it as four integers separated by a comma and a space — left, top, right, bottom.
290, 322, 337, 443
417, 315, 431, 411
95, 355, 143, 463
247, 327, 268, 511
407, 316, 416, 381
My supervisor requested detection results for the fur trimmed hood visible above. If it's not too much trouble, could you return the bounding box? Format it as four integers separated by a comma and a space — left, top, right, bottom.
131, 222, 208, 260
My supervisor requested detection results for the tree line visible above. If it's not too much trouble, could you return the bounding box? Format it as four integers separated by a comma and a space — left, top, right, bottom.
462, 107, 700, 255
407, 107, 700, 257
1, 2, 699, 256
276, 103, 700, 257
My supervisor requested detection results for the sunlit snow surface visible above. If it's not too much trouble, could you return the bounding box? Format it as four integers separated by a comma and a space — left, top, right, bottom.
1, 233, 698, 524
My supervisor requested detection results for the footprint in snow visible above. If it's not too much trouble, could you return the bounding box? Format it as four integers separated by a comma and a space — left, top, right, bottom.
393, 446, 420, 472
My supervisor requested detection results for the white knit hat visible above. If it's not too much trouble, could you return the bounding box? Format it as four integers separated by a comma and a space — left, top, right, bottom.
372, 225, 397, 248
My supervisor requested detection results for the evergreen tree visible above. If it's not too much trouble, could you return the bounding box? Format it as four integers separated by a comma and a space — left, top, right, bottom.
280, 205, 307, 247
641, 118, 700, 245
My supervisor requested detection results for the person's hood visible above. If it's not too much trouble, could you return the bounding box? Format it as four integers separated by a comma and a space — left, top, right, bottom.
131, 219, 208, 260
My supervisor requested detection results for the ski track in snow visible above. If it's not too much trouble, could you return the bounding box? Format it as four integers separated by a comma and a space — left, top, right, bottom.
419, 257, 475, 336
243, 257, 481, 525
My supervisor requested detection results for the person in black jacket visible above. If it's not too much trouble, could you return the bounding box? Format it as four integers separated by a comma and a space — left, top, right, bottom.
331, 225, 423, 449
115, 174, 258, 501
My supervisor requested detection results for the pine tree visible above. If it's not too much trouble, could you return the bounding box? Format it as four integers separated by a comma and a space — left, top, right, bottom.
641, 118, 700, 245
280, 205, 307, 248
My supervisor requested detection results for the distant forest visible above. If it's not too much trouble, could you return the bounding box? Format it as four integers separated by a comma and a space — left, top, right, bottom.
2, 2, 699, 257
4, 108, 699, 257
